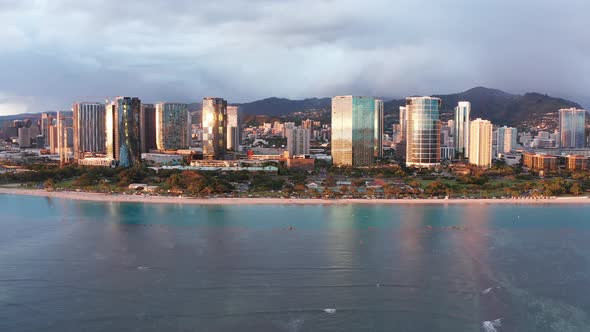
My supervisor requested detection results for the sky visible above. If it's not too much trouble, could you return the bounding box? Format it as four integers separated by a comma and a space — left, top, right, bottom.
0, 0, 589, 115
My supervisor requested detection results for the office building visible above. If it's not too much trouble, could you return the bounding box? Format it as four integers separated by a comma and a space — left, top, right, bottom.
106, 97, 141, 167
468, 118, 493, 168
405, 96, 441, 168
559, 108, 586, 148
73, 102, 105, 159
41, 113, 54, 146
226, 106, 241, 151
155, 103, 190, 150
331, 96, 380, 167
497, 126, 518, 155
202, 97, 227, 160
399, 106, 407, 142
56, 111, 74, 163
17, 127, 32, 148
140, 103, 157, 153
454, 101, 470, 158
375, 99, 384, 159
286, 127, 311, 156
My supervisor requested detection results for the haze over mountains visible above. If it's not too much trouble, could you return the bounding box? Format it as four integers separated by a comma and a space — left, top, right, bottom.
1, 87, 584, 129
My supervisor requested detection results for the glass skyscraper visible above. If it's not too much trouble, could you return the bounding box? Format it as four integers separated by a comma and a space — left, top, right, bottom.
226, 106, 241, 151
559, 108, 586, 149
155, 103, 190, 151
331, 96, 380, 167
106, 97, 141, 167
454, 101, 470, 158
405, 96, 441, 168
140, 103, 157, 153
202, 97, 227, 160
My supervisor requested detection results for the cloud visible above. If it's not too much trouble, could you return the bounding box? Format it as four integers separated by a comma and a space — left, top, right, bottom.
0, 0, 589, 114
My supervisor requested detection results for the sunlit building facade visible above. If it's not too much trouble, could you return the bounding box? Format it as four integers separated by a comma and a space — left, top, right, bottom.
331, 96, 379, 167
559, 108, 586, 148
286, 127, 311, 156
226, 106, 241, 151
454, 101, 470, 158
106, 97, 141, 167
405, 97, 441, 168
73, 102, 105, 159
155, 103, 190, 150
468, 118, 493, 168
202, 97, 227, 159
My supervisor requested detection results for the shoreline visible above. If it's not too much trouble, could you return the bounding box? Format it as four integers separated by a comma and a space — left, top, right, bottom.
1, 187, 590, 205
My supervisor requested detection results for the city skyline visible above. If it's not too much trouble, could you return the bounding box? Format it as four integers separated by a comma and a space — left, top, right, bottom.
1, 0, 590, 115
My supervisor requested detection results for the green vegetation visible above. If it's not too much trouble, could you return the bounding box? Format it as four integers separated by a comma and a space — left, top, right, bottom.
1, 161, 590, 199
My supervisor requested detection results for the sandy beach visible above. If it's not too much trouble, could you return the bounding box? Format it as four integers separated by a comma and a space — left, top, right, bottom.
1, 187, 589, 205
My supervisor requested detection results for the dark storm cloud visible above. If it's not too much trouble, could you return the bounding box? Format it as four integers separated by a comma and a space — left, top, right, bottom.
0, 0, 589, 114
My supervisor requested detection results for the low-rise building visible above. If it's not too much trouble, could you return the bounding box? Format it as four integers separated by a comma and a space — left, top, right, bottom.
566, 155, 589, 171
523, 153, 557, 171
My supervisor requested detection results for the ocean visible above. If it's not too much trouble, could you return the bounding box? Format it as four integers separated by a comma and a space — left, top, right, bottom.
1, 194, 590, 331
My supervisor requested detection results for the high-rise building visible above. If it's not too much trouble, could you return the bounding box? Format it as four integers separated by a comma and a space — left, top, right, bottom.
374, 99, 384, 159
17, 127, 32, 148
468, 118, 493, 168
41, 113, 54, 146
286, 127, 311, 156
73, 102, 106, 159
405, 97, 441, 168
497, 126, 518, 155
56, 111, 74, 163
226, 106, 241, 151
559, 108, 586, 148
202, 97, 227, 160
155, 103, 190, 150
399, 106, 407, 141
454, 101, 470, 158
106, 97, 141, 167
140, 104, 157, 153
331, 96, 380, 167
48, 122, 58, 154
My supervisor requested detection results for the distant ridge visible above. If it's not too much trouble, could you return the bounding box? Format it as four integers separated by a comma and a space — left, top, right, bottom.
0, 88, 583, 129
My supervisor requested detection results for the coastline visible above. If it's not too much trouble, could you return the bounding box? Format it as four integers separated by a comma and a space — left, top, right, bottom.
1, 187, 589, 205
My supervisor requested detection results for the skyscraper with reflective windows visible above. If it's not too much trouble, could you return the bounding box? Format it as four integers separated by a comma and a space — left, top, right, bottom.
202, 97, 227, 160
454, 101, 470, 158
331, 96, 379, 167
73, 102, 105, 160
405, 96, 441, 168
155, 103, 190, 150
106, 97, 141, 167
468, 118, 493, 168
559, 108, 586, 148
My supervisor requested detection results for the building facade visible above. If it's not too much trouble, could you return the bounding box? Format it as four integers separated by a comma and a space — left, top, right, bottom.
497, 126, 518, 155
226, 106, 241, 151
106, 97, 141, 167
559, 108, 586, 148
468, 118, 493, 168
140, 103, 157, 153
202, 97, 227, 160
523, 153, 558, 171
155, 103, 190, 150
331, 96, 379, 167
566, 155, 590, 171
374, 99, 384, 159
405, 97, 441, 168
454, 101, 470, 158
73, 102, 105, 159
286, 127, 311, 156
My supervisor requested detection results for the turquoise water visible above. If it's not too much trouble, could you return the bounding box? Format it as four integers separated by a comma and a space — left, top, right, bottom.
1, 194, 590, 331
